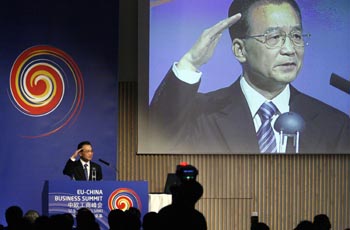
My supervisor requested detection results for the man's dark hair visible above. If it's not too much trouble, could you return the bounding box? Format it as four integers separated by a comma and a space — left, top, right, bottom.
5, 205, 23, 226
108, 209, 127, 229
294, 220, 313, 230
77, 141, 91, 150
228, 0, 302, 41
313, 214, 331, 230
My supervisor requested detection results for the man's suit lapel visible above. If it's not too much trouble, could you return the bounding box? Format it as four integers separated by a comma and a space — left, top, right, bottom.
289, 86, 321, 152
214, 80, 260, 153
75, 161, 86, 180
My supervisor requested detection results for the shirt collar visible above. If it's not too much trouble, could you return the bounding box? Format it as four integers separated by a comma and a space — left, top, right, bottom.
80, 159, 90, 167
240, 76, 290, 118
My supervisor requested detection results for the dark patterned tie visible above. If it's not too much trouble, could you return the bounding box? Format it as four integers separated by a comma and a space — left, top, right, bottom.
84, 163, 89, 180
257, 102, 278, 153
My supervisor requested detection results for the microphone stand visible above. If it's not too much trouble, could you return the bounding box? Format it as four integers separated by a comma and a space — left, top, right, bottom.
279, 130, 300, 153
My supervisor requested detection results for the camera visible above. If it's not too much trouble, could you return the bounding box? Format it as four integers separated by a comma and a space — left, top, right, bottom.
175, 162, 198, 182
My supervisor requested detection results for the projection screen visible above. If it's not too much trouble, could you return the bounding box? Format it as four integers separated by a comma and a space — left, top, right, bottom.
138, 0, 350, 154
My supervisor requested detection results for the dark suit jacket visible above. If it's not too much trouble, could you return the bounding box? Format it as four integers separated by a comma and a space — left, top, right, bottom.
63, 159, 103, 180
149, 69, 350, 154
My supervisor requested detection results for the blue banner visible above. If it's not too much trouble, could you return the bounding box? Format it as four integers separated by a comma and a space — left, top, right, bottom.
0, 0, 119, 225
45, 181, 148, 230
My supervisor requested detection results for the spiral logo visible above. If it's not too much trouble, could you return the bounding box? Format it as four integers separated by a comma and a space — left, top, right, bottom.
9, 45, 84, 137
108, 188, 142, 211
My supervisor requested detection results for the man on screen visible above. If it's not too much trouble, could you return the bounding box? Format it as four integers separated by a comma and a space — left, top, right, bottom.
63, 141, 103, 180
149, 0, 350, 154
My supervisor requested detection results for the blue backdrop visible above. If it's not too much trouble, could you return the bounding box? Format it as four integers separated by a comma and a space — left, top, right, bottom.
0, 0, 119, 225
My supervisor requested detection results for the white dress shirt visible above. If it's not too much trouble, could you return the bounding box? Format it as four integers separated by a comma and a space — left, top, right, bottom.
80, 159, 90, 179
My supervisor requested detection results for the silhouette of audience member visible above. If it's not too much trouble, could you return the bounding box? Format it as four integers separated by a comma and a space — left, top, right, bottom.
157, 180, 207, 230
33, 215, 52, 230
126, 207, 141, 220
142, 212, 160, 230
19, 210, 39, 230
50, 213, 74, 230
313, 214, 331, 230
4, 205, 24, 230
108, 209, 127, 230
251, 222, 270, 230
125, 207, 141, 230
75, 208, 100, 230
294, 220, 313, 230
62, 213, 75, 229
23, 209, 40, 225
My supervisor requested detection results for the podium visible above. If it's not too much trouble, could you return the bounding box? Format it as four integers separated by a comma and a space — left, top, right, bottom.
43, 180, 148, 230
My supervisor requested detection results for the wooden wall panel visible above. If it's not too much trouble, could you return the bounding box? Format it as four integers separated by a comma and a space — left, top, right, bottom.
118, 82, 350, 230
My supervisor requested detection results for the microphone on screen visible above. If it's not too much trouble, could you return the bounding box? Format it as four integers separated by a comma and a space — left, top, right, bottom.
274, 112, 305, 153
330, 73, 350, 95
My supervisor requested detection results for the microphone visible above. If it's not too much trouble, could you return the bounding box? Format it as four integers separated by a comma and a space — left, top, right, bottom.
99, 158, 119, 180
330, 73, 350, 94
274, 112, 305, 153
99, 158, 110, 166
274, 112, 305, 134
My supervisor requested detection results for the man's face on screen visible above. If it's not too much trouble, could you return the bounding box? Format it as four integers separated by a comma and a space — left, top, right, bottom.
242, 3, 304, 93
79, 144, 94, 162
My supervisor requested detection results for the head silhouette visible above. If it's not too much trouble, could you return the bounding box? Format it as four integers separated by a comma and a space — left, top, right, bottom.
5, 205, 23, 228
313, 214, 331, 230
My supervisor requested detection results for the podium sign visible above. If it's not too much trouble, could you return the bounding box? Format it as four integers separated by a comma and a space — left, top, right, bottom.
43, 180, 148, 230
